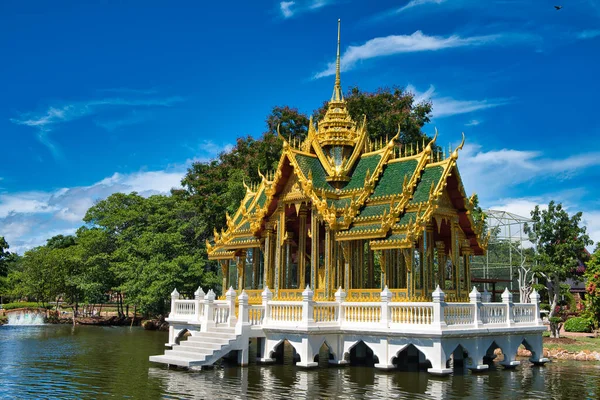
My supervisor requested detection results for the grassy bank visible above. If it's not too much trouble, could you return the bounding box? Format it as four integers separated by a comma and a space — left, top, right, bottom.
543, 336, 600, 353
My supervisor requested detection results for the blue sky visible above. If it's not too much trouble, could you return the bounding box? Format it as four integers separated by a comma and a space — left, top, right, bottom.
1, 0, 599, 253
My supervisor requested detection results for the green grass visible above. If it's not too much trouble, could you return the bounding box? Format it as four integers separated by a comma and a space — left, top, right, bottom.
1, 302, 53, 310
543, 336, 600, 353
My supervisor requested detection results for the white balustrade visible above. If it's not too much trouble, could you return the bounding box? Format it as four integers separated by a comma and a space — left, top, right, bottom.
512, 304, 536, 324
167, 286, 542, 333
269, 302, 303, 322
390, 303, 433, 325
213, 303, 230, 324
248, 305, 264, 326
444, 304, 474, 325
481, 303, 506, 324
313, 302, 338, 323
342, 302, 381, 324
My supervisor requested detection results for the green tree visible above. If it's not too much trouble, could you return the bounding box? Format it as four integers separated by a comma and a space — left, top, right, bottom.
0, 236, 11, 277
181, 86, 434, 269
524, 201, 593, 337
584, 245, 600, 330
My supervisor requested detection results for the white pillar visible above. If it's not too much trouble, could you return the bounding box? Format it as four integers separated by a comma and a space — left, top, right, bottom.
380, 285, 392, 329
238, 290, 249, 330
469, 286, 482, 328
502, 287, 514, 327
202, 289, 216, 332
431, 285, 447, 331
334, 287, 346, 326
170, 288, 179, 317
226, 286, 238, 327
301, 285, 315, 328
261, 286, 273, 326
529, 289, 542, 326
194, 286, 205, 322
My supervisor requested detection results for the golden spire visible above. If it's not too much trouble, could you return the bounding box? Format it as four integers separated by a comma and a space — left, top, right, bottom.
331, 19, 343, 102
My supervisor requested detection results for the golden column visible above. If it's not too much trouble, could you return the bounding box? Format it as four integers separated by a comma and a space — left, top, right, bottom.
310, 206, 319, 290
324, 224, 331, 298
461, 239, 473, 291
220, 260, 229, 292
263, 223, 275, 289
403, 247, 414, 297
274, 207, 284, 296
368, 248, 374, 288
380, 250, 387, 289
435, 241, 446, 290
298, 208, 307, 289
424, 224, 435, 296
451, 218, 460, 297
252, 248, 260, 289
237, 250, 247, 291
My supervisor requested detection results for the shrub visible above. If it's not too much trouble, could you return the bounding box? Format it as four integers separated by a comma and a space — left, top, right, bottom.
542, 331, 550, 337
1, 302, 53, 310
540, 303, 551, 311
564, 316, 593, 333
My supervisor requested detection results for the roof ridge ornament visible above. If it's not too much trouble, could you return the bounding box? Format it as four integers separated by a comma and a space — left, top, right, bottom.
332, 19, 343, 102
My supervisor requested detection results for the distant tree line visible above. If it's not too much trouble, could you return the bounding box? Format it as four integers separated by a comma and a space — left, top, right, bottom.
0, 86, 435, 317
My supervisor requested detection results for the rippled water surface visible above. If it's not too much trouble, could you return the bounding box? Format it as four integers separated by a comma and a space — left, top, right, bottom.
1, 325, 600, 399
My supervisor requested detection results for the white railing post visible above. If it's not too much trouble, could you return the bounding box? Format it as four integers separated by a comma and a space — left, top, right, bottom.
194, 286, 205, 322
262, 286, 273, 326
529, 289, 541, 326
334, 287, 346, 326
301, 285, 315, 327
469, 286, 482, 328
502, 287, 514, 327
482, 288, 491, 303
170, 288, 180, 317
202, 289, 216, 332
226, 286, 238, 327
431, 285, 447, 330
238, 290, 249, 328
380, 285, 392, 329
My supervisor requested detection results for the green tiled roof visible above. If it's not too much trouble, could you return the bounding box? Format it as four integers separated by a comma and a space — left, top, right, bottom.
294, 154, 334, 191
397, 211, 418, 226
370, 159, 418, 199
229, 235, 258, 244
343, 154, 382, 191
385, 233, 407, 241
236, 222, 250, 232
356, 204, 390, 219
346, 224, 381, 233
255, 190, 267, 208
409, 165, 444, 205
327, 198, 352, 208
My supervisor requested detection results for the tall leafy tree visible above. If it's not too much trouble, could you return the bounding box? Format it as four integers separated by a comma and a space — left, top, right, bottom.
584, 245, 600, 330
524, 201, 592, 337
0, 236, 11, 277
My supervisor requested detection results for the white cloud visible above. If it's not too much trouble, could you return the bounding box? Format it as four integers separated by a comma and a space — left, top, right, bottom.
313, 31, 528, 78
456, 143, 600, 247
279, 0, 331, 19
0, 168, 185, 254
396, 0, 446, 14
577, 30, 600, 40
466, 119, 481, 126
10, 94, 184, 158
280, 1, 295, 18
407, 84, 511, 118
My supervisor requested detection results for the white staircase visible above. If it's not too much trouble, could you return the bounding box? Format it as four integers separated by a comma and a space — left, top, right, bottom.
149, 327, 241, 368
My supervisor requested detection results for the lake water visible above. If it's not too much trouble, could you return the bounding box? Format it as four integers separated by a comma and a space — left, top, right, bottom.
1, 325, 600, 399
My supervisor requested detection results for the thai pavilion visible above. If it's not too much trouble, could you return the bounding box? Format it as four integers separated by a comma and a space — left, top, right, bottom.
150, 21, 548, 375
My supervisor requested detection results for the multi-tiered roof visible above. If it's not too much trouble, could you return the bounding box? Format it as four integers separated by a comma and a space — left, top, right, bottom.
207, 21, 486, 260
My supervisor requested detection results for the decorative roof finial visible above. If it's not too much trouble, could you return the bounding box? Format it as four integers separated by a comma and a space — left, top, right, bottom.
332, 19, 343, 102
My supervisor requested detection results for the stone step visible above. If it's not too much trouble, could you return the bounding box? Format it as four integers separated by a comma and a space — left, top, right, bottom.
179, 341, 223, 351
149, 355, 197, 368
165, 350, 209, 359
173, 345, 218, 355
186, 336, 233, 345
213, 327, 236, 334
189, 332, 236, 341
